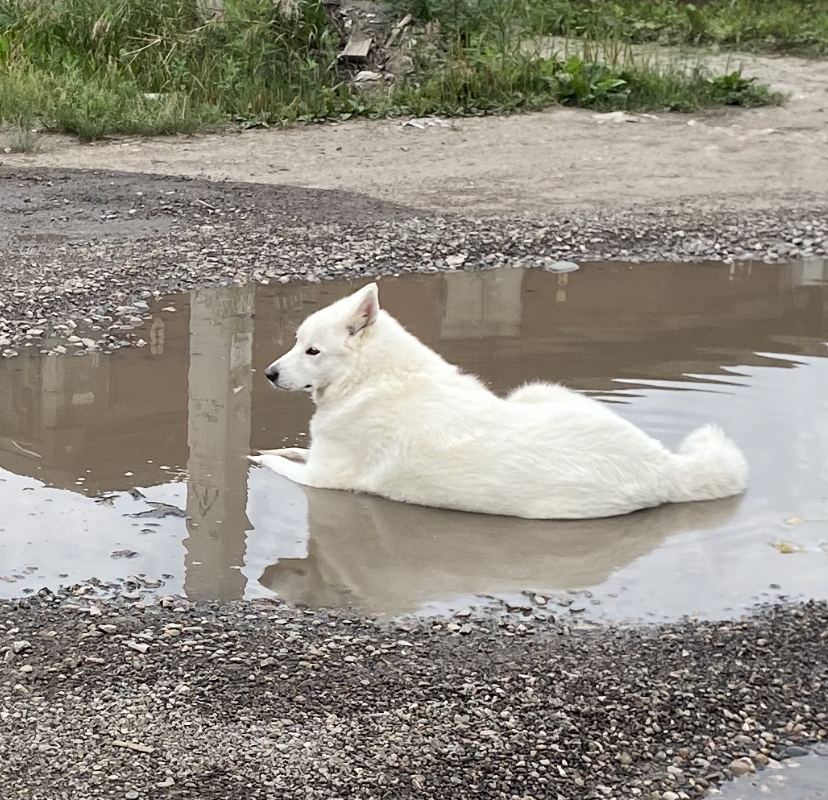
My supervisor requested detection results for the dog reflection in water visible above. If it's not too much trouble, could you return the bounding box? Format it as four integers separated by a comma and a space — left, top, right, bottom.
257, 478, 742, 616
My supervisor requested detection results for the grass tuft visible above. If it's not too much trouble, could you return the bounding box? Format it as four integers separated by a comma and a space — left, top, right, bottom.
1, 122, 43, 153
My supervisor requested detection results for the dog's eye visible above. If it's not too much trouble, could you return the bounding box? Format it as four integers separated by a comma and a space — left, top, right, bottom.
305, 347, 320, 356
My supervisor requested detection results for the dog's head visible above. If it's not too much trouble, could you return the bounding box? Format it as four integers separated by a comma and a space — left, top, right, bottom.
265, 283, 380, 396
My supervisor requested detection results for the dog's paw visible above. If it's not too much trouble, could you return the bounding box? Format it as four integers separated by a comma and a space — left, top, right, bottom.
254, 448, 308, 463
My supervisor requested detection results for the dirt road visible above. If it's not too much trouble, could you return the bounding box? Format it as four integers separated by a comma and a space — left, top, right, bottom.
3, 52, 827, 214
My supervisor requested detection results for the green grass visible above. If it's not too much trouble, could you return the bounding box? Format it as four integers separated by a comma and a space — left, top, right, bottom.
0, 0, 787, 140
391, 54, 780, 117
407, 0, 828, 56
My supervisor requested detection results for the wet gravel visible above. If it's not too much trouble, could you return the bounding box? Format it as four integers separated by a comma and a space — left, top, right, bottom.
1, 591, 826, 799
2, 167, 827, 354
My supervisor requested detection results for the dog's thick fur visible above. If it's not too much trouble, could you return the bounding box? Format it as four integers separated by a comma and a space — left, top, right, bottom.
251, 283, 748, 519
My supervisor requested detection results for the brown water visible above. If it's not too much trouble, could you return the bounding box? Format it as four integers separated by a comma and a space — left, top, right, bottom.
1, 261, 827, 619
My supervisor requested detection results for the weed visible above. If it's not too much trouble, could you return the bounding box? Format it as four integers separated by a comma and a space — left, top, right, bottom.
708, 70, 777, 106
2, 122, 42, 153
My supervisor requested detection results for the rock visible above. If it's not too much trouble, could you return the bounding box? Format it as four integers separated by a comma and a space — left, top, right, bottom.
11, 641, 31, 654
543, 260, 579, 273
386, 53, 414, 76
125, 640, 150, 654
594, 110, 639, 123
113, 740, 155, 754
729, 758, 756, 776
354, 70, 383, 83
403, 117, 450, 129
786, 745, 810, 757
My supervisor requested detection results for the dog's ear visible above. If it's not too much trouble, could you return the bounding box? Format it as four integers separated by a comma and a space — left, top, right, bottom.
347, 283, 380, 336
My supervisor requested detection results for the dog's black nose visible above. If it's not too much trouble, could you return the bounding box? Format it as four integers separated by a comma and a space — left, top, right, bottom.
265, 364, 279, 383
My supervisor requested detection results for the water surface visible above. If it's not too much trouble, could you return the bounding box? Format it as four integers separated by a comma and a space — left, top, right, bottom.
1, 261, 827, 619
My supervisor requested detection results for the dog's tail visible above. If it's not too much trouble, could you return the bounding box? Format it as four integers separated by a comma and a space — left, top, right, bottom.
668, 424, 748, 503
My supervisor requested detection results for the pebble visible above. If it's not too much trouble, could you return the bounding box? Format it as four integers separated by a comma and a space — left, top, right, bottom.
111, 550, 139, 560
730, 757, 757, 776
786, 745, 810, 757
544, 260, 580, 273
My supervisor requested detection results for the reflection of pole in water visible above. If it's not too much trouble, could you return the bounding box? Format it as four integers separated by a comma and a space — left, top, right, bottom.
184, 286, 254, 601
440, 269, 524, 340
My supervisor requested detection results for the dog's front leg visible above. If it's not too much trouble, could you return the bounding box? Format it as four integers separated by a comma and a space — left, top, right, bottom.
256, 447, 309, 463
249, 453, 314, 486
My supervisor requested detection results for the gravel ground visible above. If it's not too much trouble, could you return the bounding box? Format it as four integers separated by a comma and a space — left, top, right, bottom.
1, 592, 826, 799
2, 167, 827, 354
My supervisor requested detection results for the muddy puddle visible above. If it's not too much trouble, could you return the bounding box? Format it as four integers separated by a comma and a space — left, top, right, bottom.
1, 261, 827, 620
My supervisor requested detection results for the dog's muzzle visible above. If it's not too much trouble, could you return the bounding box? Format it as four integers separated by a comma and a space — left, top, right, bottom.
265, 364, 280, 384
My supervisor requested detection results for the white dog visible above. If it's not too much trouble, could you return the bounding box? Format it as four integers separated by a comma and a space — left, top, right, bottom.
251, 283, 748, 519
